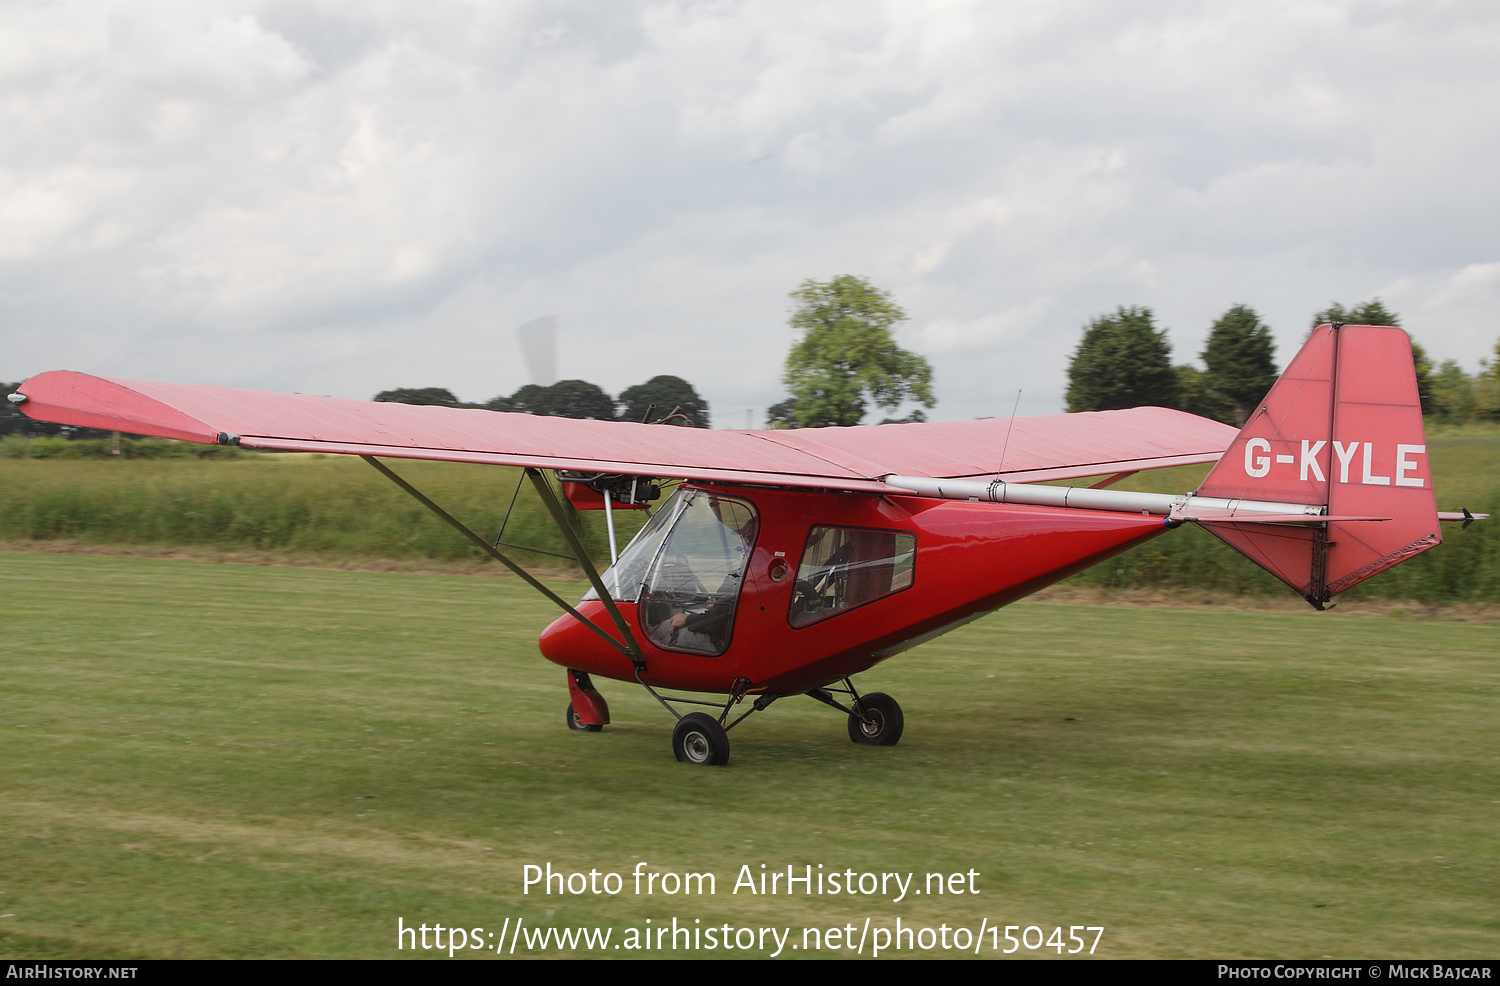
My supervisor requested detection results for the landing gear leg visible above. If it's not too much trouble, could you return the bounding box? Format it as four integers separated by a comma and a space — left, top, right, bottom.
636, 674, 778, 766
808, 679, 905, 747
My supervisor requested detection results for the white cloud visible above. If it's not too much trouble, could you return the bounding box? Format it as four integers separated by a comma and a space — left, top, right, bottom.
1, 0, 1497, 421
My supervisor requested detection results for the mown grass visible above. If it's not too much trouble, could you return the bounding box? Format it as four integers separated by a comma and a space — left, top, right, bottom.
2, 554, 1497, 959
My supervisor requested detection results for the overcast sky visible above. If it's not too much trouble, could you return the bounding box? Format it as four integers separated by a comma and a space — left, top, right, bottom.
3, 0, 1498, 424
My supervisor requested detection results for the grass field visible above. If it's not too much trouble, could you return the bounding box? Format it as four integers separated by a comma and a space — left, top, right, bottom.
3, 554, 1497, 959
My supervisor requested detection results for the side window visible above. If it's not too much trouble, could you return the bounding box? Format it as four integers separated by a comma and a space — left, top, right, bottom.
789, 526, 915, 629
641, 493, 758, 656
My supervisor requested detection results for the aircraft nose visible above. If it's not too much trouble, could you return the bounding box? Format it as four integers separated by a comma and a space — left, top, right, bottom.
537, 602, 637, 680
538, 611, 584, 666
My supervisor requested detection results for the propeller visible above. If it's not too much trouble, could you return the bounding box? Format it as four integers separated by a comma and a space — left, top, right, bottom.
516, 315, 558, 388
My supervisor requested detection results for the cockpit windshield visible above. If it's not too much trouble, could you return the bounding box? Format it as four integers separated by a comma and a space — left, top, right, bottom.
584, 488, 688, 603
585, 488, 758, 657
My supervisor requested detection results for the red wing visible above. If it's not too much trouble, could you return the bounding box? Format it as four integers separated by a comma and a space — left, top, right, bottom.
15, 372, 1236, 490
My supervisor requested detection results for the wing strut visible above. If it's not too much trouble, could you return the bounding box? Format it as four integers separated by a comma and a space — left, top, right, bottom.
524, 468, 647, 669
360, 456, 640, 663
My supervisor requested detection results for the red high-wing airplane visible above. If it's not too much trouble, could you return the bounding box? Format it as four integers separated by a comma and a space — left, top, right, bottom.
11, 324, 1482, 765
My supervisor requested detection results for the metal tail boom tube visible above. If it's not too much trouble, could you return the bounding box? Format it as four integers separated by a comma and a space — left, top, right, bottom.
882, 476, 1328, 523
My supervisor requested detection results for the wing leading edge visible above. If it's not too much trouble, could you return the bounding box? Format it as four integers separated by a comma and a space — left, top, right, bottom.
14, 371, 1237, 490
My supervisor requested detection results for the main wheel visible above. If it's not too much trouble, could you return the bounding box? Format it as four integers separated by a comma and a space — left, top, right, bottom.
672, 713, 730, 766
566, 702, 603, 732
848, 692, 904, 746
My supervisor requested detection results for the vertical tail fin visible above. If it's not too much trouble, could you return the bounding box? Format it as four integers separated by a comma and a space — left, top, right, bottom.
1195, 324, 1439, 608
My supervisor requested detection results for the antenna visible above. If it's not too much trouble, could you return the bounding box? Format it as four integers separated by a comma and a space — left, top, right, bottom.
995, 390, 1022, 479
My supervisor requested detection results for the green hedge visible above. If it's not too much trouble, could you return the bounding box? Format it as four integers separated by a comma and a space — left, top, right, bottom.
0, 451, 642, 566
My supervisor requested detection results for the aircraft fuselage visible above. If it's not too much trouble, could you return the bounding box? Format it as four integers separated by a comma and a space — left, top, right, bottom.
539, 484, 1166, 696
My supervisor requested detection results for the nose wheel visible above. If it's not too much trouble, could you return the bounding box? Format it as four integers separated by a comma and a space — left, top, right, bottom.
566, 702, 603, 732
564, 670, 609, 731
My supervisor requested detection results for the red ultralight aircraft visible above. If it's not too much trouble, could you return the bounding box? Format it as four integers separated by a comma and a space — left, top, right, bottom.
11, 324, 1481, 765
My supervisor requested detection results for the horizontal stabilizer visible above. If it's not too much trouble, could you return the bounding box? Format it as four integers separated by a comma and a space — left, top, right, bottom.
1172, 510, 1391, 526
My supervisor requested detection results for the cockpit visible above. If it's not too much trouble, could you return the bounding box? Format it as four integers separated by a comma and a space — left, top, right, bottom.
586, 488, 758, 656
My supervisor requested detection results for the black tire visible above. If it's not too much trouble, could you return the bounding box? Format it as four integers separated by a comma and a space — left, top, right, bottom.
566, 702, 603, 732
848, 692, 903, 746
672, 713, 730, 766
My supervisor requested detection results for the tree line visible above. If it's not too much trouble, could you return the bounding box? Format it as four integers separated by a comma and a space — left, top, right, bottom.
0, 373, 712, 440
372, 374, 711, 428
1, 389, 101, 439
1066, 299, 1500, 426
8, 286, 1500, 441
1, 274, 936, 437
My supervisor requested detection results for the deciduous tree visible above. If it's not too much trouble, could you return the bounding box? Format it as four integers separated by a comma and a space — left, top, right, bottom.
1480, 339, 1500, 421
782, 276, 934, 427
765, 398, 798, 429
1311, 300, 1434, 415
488, 384, 546, 414
1431, 360, 1480, 424
544, 380, 615, 420
1174, 365, 1211, 418
1065, 306, 1179, 412
1200, 304, 1278, 425
616, 375, 710, 427
486, 381, 615, 419
372, 387, 462, 406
